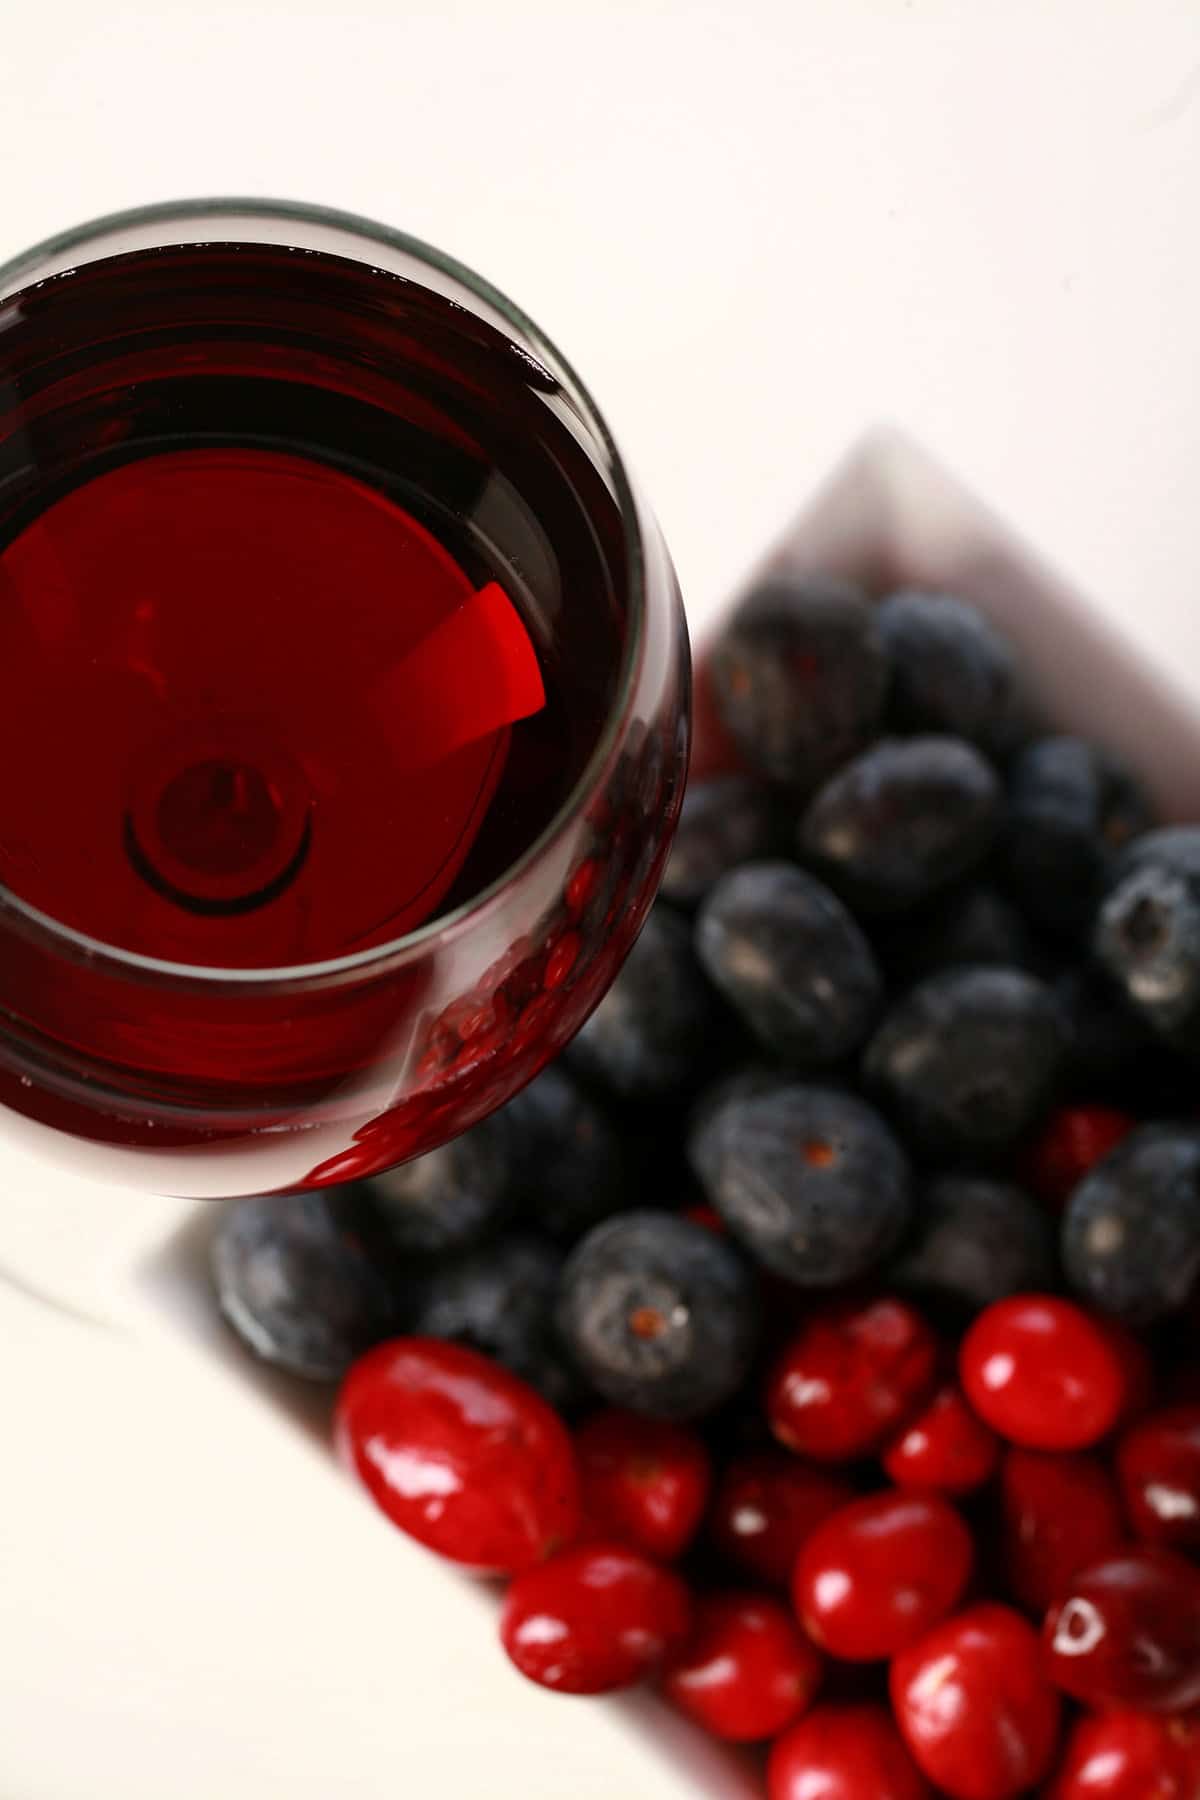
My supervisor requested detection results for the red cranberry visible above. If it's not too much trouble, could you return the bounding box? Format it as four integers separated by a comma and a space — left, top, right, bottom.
768, 1702, 932, 1800
891, 1603, 1061, 1800
1023, 1104, 1134, 1211
1116, 1404, 1200, 1550
1103, 1315, 1157, 1425
1044, 1708, 1200, 1800
681, 1201, 727, 1236
574, 1408, 711, 1562
499, 1540, 691, 1694
661, 1590, 822, 1742
765, 1296, 938, 1463
1044, 1546, 1200, 1713
1000, 1447, 1126, 1614
881, 1381, 1000, 1495
335, 1337, 580, 1575
794, 1488, 973, 1661
708, 1449, 855, 1588
959, 1294, 1127, 1449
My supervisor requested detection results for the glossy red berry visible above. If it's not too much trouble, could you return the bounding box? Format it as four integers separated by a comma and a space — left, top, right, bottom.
1023, 1104, 1135, 1211
891, 1603, 1060, 1800
335, 1337, 580, 1575
708, 1449, 855, 1588
1044, 1708, 1200, 1800
1116, 1404, 1200, 1550
661, 1591, 822, 1742
881, 1381, 1000, 1495
574, 1408, 711, 1561
766, 1296, 938, 1463
1000, 1447, 1126, 1614
499, 1540, 691, 1694
768, 1703, 932, 1800
794, 1488, 973, 1661
959, 1294, 1127, 1449
1044, 1546, 1200, 1713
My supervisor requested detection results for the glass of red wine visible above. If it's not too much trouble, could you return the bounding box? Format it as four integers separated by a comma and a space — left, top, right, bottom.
0, 200, 689, 1198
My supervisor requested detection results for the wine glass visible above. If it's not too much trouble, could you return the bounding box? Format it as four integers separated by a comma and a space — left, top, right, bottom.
0, 199, 689, 1198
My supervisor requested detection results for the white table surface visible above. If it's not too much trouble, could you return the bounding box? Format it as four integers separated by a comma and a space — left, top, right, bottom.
2, 3, 1199, 1795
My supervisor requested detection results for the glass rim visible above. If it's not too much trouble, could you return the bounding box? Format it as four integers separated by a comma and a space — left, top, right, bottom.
0, 196, 648, 989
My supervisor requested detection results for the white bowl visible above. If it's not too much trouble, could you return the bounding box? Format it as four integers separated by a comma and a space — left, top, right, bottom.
5, 429, 1198, 1800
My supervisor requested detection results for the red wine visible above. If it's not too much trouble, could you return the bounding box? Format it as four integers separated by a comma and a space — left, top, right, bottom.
0, 244, 626, 968
0, 228, 685, 1193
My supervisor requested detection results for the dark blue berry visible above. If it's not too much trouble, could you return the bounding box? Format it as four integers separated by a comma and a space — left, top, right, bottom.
695, 861, 882, 1066
555, 1210, 759, 1420
875, 883, 1038, 985
210, 1190, 398, 1381
1003, 736, 1152, 936
890, 1175, 1057, 1320
403, 1232, 584, 1411
877, 587, 1030, 758
1094, 828, 1200, 1051
687, 1078, 912, 1287
798, 736, 1001, 915
864, 965, 1065, 1158
361, 1108, 514, 1255
1053, 964, 1161, 1097
709, 574, 888, 788
567, 905, 722, 1100
1062, 1124, 1200, 1323
660, 776, 778, 909
503, 1063, 629, 1242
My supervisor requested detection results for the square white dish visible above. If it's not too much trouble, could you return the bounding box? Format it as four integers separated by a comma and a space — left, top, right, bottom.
5, 428, 1200, 1800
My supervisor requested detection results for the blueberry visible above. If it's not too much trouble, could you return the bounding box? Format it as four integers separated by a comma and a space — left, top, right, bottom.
1094, 828, 1200, 1051
708, 574, 888, 788
404, 1232, 584, 1411
660, 776, 777, 909
890, 1175, 1057, 1320
567, 905, 722, 1100
1062, 1124, 1200, 1323
798, 736, 1001, 914
503, 1063, 630, 1242
1003, 736, 1153, 936
877, 587, 1030, 758
210, 1190, 398, 1381
555, 1211, 759, 1420
361, 1108, 514, 1256
695, 861, 882, 1066
687, 1079, 912, 1287
875, 883, 1038, 985
864, 965, 1065, 1158
1053, 964, 1161, 1096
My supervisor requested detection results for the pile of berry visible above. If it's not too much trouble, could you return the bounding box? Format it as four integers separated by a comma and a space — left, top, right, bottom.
212, 576, 1200, 1798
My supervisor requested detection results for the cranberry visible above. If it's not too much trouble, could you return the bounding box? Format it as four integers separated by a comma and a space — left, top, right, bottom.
959, 1294, 1127, 1449
1000, 1447, 1126, 1614
794, 1488, 973, 1661
891, 1603, 1061, 1800
574, 1409, 711, 1562
1044, 1708, 1200, 1800
768, 1703, 932, 1800
1023, 1104, 1135, 1211
1102, 1315, 1157, 1425
708, 1449, 855, 1588
499, 1541, 691, 1694
1116, 1404, 1200, 1550
765, 1296, 938, 1463
661, 1591, 822, 1742
1044, 1546, 1200, 1713
334, 1337, 580, 1575
881, 1381, 1000, 1495
680, 1201, 727, 1235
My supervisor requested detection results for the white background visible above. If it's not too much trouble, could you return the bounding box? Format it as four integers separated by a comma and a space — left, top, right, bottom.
2, 3, 1199, 1796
